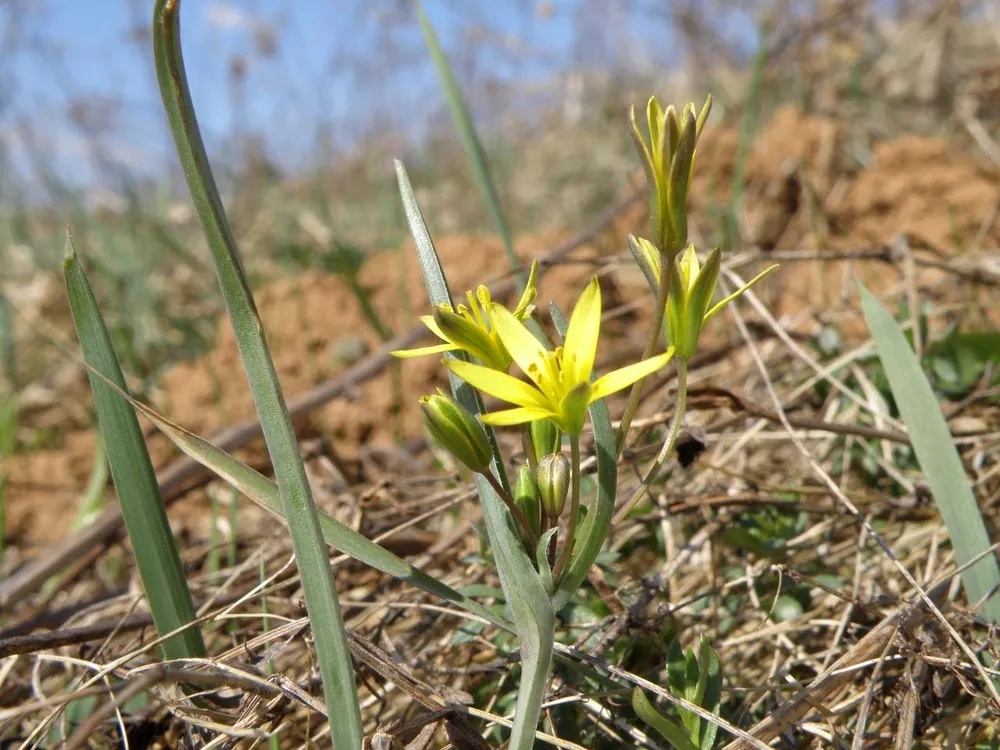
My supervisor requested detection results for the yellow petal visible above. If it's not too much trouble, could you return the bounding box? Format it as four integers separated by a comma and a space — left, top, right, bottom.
512, 260, 539, 319
703, 264, 779, 323
589, 348, 675, 402
444, 359, 550, 410
490, 304, 549, 388
420, 314, 448, 341
679, 245, 700, 293
391, 343, 458, 359
481, 406, 556, 427
562, 276, 601, 385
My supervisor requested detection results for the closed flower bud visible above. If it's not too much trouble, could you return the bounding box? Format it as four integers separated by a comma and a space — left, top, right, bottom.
537, 452, 571, 518
666, 245, 720, 360
514, 464, 541, 538
419, 393, 493, 474
529, 419, 560, 465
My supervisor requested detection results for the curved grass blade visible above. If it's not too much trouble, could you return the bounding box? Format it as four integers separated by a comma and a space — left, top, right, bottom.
153, 3, 362, 744
126, 394, 514, 634
632, 688, 698, 750
396, 160, 553, 750
547, 302, 617, 612
859, 282, 1000, 623
412, 0, 524, 288
64, 237, 205, 662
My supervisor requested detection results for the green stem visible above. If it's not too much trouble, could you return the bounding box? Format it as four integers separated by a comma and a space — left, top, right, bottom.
483, 472, 539, 550
616, 261, 671, 457
552, 433, 582, 585
614, 358, 688, 524
522, 425, 538, 474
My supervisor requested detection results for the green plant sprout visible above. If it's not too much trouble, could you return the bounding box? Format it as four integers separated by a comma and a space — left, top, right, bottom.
632, 636, 723, 750
394, 93, 777, 750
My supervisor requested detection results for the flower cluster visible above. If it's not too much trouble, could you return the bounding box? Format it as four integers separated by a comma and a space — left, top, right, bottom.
395, 92, 778, 577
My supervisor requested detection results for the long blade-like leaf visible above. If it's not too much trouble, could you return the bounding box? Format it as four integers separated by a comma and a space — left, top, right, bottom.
64, 237, 205, 662
152, 3, 362, 744
412, 0, 524, 287
859, 282, 1000, 622
396, 160, 553, 750
122, 389, 514, 634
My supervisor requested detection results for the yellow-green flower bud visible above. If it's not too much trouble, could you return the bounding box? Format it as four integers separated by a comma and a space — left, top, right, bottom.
419, 392, 493, 474
664, 245, 777, 360
514, 464, 541, 538
537, 452, 571, 519
630, 94, 712, 255
628, 235, 662, 295
529, 419, 560, 465
433, 306, 508, 370
666, 245, 721, 360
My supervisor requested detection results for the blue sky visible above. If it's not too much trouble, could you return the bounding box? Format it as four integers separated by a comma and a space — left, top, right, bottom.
0, 1, 758, 193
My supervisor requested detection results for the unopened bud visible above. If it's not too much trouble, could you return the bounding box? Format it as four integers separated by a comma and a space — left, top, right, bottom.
419, 393, 493, 474
514, 464, 541, 538
529, 419, 560, 465
537, 452, 571, 518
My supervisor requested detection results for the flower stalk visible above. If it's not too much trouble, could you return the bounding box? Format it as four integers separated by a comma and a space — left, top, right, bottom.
551, 433, 582, 584
614, 357, 689, 524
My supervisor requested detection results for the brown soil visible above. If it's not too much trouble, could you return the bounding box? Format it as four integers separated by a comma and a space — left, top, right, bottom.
7, 107, 999, 546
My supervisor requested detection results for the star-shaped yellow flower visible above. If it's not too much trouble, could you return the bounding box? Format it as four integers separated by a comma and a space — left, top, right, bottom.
391, 261, 538, 371
445, 277, 675, 435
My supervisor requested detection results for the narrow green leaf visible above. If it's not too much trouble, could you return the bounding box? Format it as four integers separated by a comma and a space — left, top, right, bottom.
698, 637, 723, 750
859, 282, 1000, 622
548, 301, 617, 613
64, 238, 205, 662
72, 437, 109, 531
632, 688, 699, 750
536, 528, 558, 595
152, 3, 361, 744
0, 293, 15, 387
125, 392, 514, 635
412, 0, 524, 287
396, 160, 552, 750
724, 22, 769, 253
680, 647, 701, 737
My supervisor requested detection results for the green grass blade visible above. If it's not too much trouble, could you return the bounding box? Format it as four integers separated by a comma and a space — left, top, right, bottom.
859, 282, 1000, 622
63, 238, 205, 662
0, 293, 14, 388
118, 387, 514, 635
412, 0, 524, 287
396, 160, 552, 750
547, 302, 617, 612
723, 22, 769, 253
72, 437, 109, 531
632, 688, 699, 750
152, 3, 362, 744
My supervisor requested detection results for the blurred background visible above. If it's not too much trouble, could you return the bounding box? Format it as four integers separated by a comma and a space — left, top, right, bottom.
3, 0, 761, 194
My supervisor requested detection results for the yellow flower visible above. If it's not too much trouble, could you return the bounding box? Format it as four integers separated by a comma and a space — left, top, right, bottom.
445, 277, 675, 435
391, 260, 538, 371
